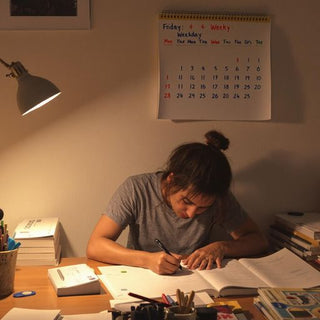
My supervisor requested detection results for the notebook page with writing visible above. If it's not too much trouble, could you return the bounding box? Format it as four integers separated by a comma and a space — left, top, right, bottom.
98, 265, 211, 299
238, 248, 320, 288
197, 259, 267, 293
98, 249, 320, 299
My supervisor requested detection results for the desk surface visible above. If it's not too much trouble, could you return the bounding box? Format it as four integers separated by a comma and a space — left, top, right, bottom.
0, 257, 265, 319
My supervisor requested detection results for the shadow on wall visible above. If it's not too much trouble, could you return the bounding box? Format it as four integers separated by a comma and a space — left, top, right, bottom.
234, 150, 320, 219
210, 150, 320, 243
0, 17, 156, 152
59, 224, 77, 258
270, 24, 304, 123
0, 13, 308, 152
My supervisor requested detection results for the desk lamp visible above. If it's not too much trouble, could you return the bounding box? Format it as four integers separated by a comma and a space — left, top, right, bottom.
0, 58, 61, 116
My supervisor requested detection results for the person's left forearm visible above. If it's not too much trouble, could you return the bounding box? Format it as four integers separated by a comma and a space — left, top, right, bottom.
221, 231, 269, 258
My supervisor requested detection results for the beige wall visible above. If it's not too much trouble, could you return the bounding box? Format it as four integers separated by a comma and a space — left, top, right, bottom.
0, 0, 319, 257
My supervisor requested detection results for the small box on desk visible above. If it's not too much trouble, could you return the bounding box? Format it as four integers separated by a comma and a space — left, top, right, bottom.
48, 263, 101, 296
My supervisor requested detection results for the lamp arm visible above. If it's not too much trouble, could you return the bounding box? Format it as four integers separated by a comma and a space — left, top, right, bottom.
0, 58, 28, 78
0, 58, 10, 68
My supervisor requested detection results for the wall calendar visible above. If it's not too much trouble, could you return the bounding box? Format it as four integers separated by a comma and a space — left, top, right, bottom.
158, 12, 271, 120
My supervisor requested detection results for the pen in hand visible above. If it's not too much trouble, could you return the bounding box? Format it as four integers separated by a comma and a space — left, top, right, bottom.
155, 238, 182, 270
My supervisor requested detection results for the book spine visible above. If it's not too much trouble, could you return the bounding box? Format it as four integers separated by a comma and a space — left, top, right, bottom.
269, 226, 320, 254
269, 236, 317, 261
273, 222, 320, 246
253, 297, 275, 320
275, 216, 320, 240
257, 290, 287, 320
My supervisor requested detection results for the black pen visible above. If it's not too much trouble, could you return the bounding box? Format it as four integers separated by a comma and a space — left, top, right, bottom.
155, 238, 182, 270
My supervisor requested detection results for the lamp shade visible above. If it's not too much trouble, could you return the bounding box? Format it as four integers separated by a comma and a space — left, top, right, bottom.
17, 72, 61, 116
0, 59, 61, 116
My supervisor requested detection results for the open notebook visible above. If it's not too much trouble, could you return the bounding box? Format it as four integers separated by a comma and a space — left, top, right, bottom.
98, 248, 320, 298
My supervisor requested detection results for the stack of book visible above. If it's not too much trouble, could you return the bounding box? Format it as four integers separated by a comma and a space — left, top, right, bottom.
268, 212, 320, 261
254, 287, 320, 320
13, 217, 61, 266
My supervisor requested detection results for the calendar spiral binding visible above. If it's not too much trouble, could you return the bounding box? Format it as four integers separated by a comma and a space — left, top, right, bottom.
159, 12, 270, 23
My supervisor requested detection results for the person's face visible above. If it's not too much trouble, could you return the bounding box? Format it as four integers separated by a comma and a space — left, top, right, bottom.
167, 189, 215, 219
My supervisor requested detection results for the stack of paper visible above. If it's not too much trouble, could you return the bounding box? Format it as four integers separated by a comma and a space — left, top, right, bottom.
48, 264, 101, 296
1, 308, 62, 320
1, 308, 111, 320
13, 217, 61, 266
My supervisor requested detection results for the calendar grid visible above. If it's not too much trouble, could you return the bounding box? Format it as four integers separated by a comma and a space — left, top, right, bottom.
158, 13, 271, 120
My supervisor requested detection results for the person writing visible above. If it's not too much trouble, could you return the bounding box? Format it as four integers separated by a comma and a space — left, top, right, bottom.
87, 130, 269, 275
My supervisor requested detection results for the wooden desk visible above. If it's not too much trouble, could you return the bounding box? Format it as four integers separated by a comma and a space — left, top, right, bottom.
0, 257, 265, 319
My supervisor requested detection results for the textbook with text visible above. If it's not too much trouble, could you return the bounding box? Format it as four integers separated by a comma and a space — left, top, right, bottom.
13, 216, 60, 248
98, 248, 320, 298
13, 217, 61, 266
257, 288, 320, 320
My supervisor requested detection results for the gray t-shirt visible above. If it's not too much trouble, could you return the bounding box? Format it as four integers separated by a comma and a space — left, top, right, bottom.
104, 172, 248, 254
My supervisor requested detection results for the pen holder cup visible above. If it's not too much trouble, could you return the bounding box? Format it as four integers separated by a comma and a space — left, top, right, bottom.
0, 248, 18, 298
165, 306, 197, 320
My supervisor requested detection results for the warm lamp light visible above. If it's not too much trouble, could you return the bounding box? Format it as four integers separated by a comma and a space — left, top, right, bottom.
0, 58, 61, 116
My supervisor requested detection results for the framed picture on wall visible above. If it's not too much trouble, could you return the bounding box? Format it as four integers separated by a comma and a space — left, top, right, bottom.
0, 0, 91, 30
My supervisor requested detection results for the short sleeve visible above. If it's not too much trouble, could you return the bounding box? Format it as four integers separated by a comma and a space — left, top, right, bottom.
104, 177, 138, 229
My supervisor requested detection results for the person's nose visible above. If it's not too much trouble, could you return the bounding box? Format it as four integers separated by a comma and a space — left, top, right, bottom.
186, 206, 197, 218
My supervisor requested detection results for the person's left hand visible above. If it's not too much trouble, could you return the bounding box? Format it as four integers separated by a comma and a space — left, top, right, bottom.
182, 242, 226, 270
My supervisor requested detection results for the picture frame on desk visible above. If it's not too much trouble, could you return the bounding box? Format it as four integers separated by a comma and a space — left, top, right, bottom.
0, 0, 91, 30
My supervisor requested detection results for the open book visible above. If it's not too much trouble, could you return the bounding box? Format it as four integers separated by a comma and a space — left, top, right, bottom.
98, 248, 320, 298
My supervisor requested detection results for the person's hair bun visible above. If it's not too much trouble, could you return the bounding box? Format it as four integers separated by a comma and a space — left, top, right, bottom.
205, 130, 229, 151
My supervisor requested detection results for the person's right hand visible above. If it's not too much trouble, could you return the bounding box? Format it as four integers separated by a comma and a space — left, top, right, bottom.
147, 252, 182, 274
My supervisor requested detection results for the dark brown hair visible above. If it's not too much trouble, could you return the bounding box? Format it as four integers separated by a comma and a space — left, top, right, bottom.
162, 130, 232, 198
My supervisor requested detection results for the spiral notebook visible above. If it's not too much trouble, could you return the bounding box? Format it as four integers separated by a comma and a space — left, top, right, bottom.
158, 12, 271, 120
